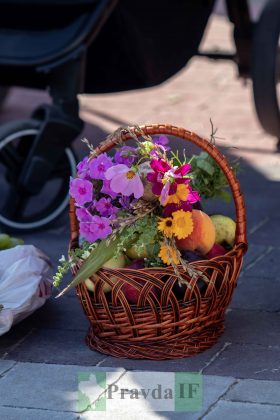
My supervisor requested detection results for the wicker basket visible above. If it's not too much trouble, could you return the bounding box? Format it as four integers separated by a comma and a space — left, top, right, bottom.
69, 124, 247, 360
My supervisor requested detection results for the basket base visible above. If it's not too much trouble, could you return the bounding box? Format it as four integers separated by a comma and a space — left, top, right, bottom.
85, 322, 225, 360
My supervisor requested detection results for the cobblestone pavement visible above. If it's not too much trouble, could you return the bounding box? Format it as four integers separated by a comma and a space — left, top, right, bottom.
1, 10, 280, 420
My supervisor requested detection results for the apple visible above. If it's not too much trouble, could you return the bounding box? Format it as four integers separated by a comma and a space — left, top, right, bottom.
207, 243, 227, 259
210, 215, 236, 247
176, 210, 216, 255
84, 253, 126, 293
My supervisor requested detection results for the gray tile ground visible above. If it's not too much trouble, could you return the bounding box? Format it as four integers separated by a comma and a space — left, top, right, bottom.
204, 400, 280, 420
224, 379, 280, 405
203, 343, 280, 380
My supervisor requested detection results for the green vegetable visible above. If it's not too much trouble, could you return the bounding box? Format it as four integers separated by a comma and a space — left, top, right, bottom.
190, 151, 238, 203
0, 234, 24, 250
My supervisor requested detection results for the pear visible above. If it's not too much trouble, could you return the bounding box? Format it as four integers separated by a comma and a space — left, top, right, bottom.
210, 215, 236, 247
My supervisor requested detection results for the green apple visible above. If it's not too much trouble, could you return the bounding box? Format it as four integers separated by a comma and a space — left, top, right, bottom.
210, 215, 236, 247
84, 252, 126, 293
126, 243, 160, 260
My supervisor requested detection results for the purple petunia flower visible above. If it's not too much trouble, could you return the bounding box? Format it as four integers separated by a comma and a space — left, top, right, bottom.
114, 146, 138, 166
80, 216, 112, 242
95, 197, 118, 217
152, 135, 170, 152
89, 153, 112, 180
100, 180, 118, 198
105, 164, 144, 199
70, 178, 93, 206
76, 156, 89, 179
76, 207, 93, 223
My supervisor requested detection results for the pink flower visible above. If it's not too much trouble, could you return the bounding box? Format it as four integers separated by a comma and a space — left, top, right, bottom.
114, 146, 137, 166
89, 153, 112, 180
105, 164, 144, 199
147, 159, 192, 203
76, 156, 89, 179
80, 216, 112, 242
76, 207, 93, 222
70, 178, 93, 206
100, 180, 118, 198
95, 197, 118, 217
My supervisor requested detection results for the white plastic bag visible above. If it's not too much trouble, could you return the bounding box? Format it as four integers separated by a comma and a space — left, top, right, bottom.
0, 245, 52, 336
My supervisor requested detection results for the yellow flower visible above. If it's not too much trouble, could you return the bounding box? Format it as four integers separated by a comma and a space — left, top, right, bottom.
158, 243, 180, 265
172, 210, 193, 240
163, 184, 189, 206
158, 217, 174, 238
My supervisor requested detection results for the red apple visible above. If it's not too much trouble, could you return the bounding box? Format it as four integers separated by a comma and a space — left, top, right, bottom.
207, 243, 227, 259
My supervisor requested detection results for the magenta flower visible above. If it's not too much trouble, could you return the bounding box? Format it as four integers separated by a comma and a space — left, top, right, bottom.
147, 159, 192, 203
100, 180, 118, 198
89, 153, 112, 180
70, 178, 93, 206
105, 164, 144, 199
163, 201, 192, 217
76, 157, 89, 179
76, 207, 93, 222
80, 216, 112, 243
114, 146, 137, 166
95, 197, 118, 217
187, 187, 200, 204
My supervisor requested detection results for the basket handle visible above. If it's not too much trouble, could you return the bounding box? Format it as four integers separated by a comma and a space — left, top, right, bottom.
70, 124, 247, 250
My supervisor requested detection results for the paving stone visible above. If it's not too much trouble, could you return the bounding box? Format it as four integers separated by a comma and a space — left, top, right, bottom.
239, 248, 280, 279
230, 275, 280, 311
0, 360, 16, 376
0, 362, 124, 412
222, 309, 280, 347
100, 341, 226, 372
24, 295, 89, 332
204, 400, 280, 420
224, 379, 280, 405
6, 328, 105, 365
79, 374, 234, 420
0, 322, 35, 358
204, 343, 280, 380
249, 217, 280, 247
0, 407, 77, 420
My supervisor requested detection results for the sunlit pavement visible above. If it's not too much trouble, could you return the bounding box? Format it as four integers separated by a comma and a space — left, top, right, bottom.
1, 10, 280, 419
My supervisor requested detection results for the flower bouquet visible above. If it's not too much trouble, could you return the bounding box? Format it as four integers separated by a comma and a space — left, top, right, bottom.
55, 124, 247, 360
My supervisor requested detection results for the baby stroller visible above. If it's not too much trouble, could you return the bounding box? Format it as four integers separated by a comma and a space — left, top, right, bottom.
0, 0, 215, 232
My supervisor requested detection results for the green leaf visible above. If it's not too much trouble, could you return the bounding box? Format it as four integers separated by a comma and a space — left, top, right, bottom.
56, 229, 136, 297
196, 159, 215, 176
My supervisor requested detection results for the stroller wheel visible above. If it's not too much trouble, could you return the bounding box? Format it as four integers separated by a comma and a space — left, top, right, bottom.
0, 119, 77, 232
252, 0, 280, 138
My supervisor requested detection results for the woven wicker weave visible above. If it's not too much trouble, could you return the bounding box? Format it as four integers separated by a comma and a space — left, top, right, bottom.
69, 124, 247, 360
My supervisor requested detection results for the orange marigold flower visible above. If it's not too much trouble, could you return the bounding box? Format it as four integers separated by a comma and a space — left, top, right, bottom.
172, 210, 193, 240
158, 243, 180, 265
163, 184, 189, 206
157, 217, 174, 238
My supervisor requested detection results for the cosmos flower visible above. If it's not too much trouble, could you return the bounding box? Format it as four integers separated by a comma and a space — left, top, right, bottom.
105, 164, 144, 199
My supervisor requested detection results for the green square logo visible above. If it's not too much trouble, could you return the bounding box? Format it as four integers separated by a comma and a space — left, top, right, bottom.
175, 372, 202, 411
78, 371, 106, 411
